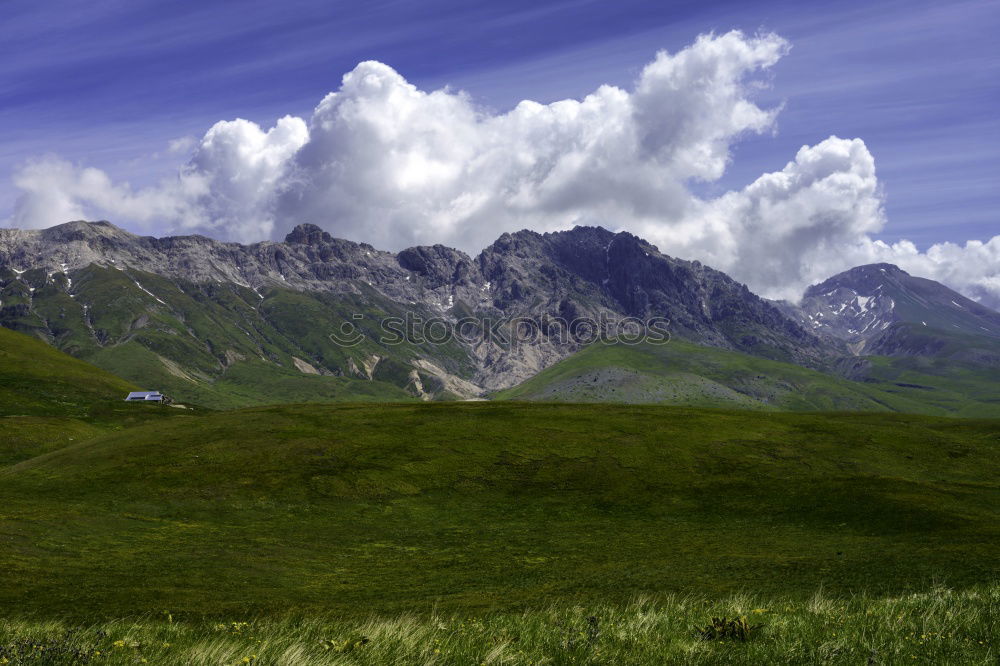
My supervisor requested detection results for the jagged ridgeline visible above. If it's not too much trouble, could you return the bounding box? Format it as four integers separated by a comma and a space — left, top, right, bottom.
2, 220, 998, 412
0, 221, 829, 408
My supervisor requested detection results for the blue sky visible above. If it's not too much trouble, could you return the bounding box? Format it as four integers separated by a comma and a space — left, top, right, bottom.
1, 0, 997, 249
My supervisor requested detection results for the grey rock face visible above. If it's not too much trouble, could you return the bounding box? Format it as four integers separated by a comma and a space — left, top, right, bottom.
0, 220, 829, 389
397, 245, 475, 289
476, 227, 827, 367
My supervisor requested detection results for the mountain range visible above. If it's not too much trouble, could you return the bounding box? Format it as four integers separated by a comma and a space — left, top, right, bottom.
1, 220, 998, 415
779, 262, 1000, 353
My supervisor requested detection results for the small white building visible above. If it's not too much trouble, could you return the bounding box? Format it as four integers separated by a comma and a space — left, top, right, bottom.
124, 391, 164, 402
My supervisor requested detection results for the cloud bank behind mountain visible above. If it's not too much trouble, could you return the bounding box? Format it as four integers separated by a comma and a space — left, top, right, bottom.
6, 31, 998, 307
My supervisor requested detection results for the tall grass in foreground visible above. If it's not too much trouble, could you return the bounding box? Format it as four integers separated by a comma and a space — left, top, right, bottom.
1, 585, 995, 665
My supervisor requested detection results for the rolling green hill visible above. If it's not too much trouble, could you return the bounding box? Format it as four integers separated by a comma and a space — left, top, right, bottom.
1, 402, 996, 618
494, 339, 1000, 416
0, 324, 136, 417
0, 326, 189, 465
840, 329, 1000, 417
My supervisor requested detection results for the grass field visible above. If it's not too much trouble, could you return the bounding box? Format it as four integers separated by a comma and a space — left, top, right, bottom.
0, 586, 995, 664
1, 401, 997, 620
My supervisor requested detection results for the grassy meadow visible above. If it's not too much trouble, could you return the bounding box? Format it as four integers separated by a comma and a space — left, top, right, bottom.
2, 402, 998, 619
1, 326, 998, 663
0, 586, 996, 664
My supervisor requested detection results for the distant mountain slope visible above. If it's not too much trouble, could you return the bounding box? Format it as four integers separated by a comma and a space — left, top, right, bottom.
768, 263, 1000, 415
498, 261, 1000, 416
0, 221, 827, 405
494, 338, 1000, 416
3, 222, 997, 413
0, 263, 434, 408
779, 263, 1000, 352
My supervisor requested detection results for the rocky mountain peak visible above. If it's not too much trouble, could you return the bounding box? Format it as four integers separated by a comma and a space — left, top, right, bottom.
804, 263, 908, 299
37, 220, 135, 242
397, 245, 475, 289
785, 262, 1000, 352
546, 225, 616, 245
472, 223, 825, 365
285, 223, 334, 245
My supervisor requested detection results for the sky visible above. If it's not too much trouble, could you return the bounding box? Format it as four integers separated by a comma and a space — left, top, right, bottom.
1, 0, 998, 304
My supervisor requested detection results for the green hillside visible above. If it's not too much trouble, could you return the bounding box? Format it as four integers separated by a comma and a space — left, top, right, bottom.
1, 265, 473, 408
493, 339, 1000, 416
86, 344, 416, 409
1, 402, 996, 618
0, 326, 187, 465
0, 324, 136, 416
850, 341, 1000, 418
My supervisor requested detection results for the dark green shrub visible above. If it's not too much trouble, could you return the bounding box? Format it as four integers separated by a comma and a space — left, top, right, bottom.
695, 616, 762, 642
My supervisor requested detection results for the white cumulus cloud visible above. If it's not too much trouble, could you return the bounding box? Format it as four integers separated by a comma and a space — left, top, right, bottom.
274, 31, 789, 251
4, 30, 999, 308
646, 135, 886, 301
7, 115, 307, 242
